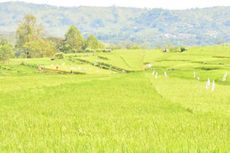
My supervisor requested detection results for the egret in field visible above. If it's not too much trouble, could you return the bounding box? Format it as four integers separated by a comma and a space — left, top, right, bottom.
206, 78, 211, 89
146, 63, 153, 69
38, 66, 42, 71
222, 72, 228, 82
164, 71, 168, 78
197, 77, 200, 81
70, 67, 75, 71
193, 72, 196, 78
155, 72, 158, 79
77, 67, 82, 71
211, 80, 216, 92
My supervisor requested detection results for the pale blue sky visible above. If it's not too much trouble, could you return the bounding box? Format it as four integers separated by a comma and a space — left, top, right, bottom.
0, 0, 230, 9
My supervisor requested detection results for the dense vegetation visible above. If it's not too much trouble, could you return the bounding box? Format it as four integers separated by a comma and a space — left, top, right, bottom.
0, 40, 13, 61
0, 2, 230, 47
0, 45, 229, 152
0, 14, 106, 60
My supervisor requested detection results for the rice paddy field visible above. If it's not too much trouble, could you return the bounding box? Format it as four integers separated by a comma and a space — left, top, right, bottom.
0, 45, 230, 152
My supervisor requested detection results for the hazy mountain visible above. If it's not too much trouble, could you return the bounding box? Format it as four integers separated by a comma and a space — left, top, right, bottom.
0, 1, 230, 47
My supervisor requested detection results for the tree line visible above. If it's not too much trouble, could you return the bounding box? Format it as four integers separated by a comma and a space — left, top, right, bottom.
0, 15, 106, 61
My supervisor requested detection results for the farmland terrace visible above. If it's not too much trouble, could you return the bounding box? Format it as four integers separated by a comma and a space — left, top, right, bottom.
0, 45, 230, 152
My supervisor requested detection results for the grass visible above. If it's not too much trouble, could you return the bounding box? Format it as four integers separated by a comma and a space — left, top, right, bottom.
0, 44, 230, 152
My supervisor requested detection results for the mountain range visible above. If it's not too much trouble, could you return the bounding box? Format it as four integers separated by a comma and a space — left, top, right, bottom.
0, 1, 230, 47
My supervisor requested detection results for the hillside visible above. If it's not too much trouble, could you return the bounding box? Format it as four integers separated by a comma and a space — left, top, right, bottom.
0, 1, 230, 47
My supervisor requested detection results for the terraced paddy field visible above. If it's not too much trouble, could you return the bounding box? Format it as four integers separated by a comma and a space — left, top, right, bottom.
0, 45, 230, 152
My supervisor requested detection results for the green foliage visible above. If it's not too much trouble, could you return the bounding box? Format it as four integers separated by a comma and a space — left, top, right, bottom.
86, 35, 105, 50
23, 39, 56, 58
62, 26, 84, 53
47, 37, 64, 52
53, 52, 64, 59
16, 15, 43, 49
0, 40, 13, 62
180, 47, 187, 52
166, 46, 188, 53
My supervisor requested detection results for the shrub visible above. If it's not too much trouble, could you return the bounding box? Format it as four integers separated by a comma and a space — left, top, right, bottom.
180, 47, 187, 52
0, 40, 13, 62
23, 39, 56, 58
54, 53, 64, 59
167, 46, 188, 53
86, 35, 105, 50
85, 48, 95, 52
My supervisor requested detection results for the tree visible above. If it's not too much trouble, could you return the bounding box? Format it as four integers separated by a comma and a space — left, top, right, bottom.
16, 15, 56, 58
16, 15, 43, 49
86, 35, 104, 50
23, 39, 56, 58
0, 40, 13, 62
62, 26, 84, 53
47, 37, 64, 52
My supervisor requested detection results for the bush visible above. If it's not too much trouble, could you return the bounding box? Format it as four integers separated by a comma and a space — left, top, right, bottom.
0, 40, 13, 62
85, 48, 95, 52
102, 48, 112, 52
180, 47, 187, 52
167, 46, 188, 53
86, 35, 105, 50
23, 39, 56, 58
54, 52, 64, 59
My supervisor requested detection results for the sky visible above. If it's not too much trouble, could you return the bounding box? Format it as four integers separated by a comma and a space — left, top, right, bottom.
0, 0, 230, 9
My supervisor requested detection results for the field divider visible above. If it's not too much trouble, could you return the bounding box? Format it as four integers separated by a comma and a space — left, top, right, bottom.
20, 63, 85, 74
38, 66, 86, 74
69, 57, 138, 73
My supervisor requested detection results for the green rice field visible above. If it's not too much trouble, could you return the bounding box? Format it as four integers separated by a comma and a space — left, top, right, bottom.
0, 45, 230, 152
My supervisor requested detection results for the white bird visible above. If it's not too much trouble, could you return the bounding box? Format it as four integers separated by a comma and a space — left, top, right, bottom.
222, 72, 228, 82
211, 80, 216, 92
152, 71, 155, 76
206, 78, 211, 89
197, 77, 200, 81
70, 67, 75, 71
164, 72, 168, 78
193, 72, 196, 78
146, 64, 153, 69
155, 72, 158, 79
